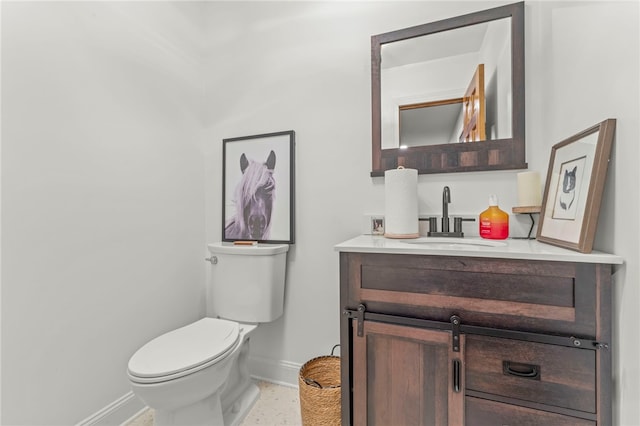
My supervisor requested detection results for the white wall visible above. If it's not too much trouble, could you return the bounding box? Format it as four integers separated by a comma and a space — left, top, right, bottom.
0, 1, 3, 421
1, 1, 638, 424
204, 1, 639, 424
1, 2, 207, 424
528, 3, 640, 424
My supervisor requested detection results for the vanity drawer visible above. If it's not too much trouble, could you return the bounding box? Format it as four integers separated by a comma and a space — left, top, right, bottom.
342, 252, 607, 337
465, 335, 596, 413
465, 396, 596, 426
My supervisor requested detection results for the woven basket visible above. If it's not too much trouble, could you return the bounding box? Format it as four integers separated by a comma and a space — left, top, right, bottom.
298, 355, 341, 426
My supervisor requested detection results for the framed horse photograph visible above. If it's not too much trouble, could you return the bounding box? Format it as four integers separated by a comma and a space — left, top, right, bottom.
223, 130, 295, 244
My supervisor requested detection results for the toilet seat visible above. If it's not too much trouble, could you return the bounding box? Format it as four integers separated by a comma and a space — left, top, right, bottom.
128, 318, 240, 384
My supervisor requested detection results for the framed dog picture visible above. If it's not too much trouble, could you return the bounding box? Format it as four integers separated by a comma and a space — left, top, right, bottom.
537, 119, 616, 253
223, 130, 295, 244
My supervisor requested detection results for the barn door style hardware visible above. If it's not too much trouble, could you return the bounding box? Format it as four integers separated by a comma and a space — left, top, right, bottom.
343, 305, 609, 353
569, 336, 610, 351
451, 315, 461, 352
343, 304, 457, 338
343, 304, 366, 337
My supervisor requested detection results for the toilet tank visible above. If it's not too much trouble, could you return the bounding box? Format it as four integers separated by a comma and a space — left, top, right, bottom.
207, 243, 289, 323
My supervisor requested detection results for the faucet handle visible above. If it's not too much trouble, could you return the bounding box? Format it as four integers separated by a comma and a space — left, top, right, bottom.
426, 217, 438, 233
453, 217, 476, 234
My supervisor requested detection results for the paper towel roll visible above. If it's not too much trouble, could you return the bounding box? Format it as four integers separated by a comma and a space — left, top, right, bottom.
384, 167, 419, 238
517, 171, 542, 207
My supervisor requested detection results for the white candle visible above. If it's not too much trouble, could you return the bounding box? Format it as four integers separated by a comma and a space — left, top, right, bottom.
517, 171, 542, 207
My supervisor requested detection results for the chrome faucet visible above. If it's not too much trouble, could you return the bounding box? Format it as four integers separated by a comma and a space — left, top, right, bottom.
442, 186, 451, 233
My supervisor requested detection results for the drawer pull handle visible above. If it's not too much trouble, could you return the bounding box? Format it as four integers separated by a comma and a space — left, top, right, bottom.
503, 361, 540, 380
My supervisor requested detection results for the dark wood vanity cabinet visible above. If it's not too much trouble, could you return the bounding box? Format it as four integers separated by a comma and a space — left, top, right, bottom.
339, 251, 614, 425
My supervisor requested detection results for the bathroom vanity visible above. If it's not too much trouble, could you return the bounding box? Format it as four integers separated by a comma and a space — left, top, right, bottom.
336, 235, 622, 425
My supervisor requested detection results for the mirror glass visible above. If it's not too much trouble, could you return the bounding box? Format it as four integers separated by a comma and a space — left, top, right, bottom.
381, 18, 511, 148
371, 2, 526, 176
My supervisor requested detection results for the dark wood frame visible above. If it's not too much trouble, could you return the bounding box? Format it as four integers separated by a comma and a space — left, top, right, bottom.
222, 130, 295, 244
371, 2, 526, 176
537, 119, 616, 253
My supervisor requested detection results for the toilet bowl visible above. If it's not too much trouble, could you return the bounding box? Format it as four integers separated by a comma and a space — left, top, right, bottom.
128, 318, 258, 426
127, 242, 289, 426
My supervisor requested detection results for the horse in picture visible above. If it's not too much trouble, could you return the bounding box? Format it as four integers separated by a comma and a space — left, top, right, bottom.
225, 150, 276, 241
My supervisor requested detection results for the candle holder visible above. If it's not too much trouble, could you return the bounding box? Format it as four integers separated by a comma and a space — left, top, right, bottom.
511, 206, 541, 239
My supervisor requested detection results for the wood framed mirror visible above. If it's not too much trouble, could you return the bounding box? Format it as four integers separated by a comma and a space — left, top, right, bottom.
371, 2, 526, 176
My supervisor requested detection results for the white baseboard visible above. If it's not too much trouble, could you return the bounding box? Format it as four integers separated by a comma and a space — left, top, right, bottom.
77, 357, 300, 426
248, 355, 301, 388
76, 391, 146, 426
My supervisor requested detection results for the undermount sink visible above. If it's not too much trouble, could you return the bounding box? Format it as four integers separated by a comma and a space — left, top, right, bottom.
400, 237, 507, 249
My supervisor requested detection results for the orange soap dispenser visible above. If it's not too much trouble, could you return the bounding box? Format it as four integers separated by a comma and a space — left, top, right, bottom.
479, 195, 509, 240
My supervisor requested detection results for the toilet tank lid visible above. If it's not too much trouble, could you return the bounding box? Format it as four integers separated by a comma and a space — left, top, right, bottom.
207, 243, 289, 256
127, 318, 239, 379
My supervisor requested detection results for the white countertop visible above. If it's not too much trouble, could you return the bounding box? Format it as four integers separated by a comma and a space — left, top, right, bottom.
335, 235, 623, 264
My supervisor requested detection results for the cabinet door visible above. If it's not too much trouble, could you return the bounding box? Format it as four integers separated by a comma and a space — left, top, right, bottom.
352, 320, 464, 426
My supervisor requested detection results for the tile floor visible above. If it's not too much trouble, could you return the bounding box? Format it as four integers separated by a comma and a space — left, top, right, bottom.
125, 381, 301, 426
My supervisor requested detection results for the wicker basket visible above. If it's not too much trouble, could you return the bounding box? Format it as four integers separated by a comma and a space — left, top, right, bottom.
298, 354, 341, 426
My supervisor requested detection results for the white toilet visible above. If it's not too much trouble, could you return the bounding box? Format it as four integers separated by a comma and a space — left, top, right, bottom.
127, 243, 289, 426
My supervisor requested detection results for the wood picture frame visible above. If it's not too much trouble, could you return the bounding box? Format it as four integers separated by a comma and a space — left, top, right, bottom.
536, 119, 616, 253
223, 130, 295, 244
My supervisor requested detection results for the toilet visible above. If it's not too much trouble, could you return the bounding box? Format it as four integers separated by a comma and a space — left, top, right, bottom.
127, 243, 289, 426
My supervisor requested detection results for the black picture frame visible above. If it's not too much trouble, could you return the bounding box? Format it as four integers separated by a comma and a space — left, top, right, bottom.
223, 130, 295, 244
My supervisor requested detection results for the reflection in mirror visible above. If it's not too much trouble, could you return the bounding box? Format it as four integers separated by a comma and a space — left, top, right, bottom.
381, 18, 510, 149
399, 99, 463, 147
371, 2, 526, 176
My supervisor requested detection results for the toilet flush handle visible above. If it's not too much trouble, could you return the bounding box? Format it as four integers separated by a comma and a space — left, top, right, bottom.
205, 256, 218, 265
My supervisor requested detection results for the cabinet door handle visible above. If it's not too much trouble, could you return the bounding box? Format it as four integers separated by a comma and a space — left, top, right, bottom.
502, 361, 540, 380
453, 359, 461, 392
